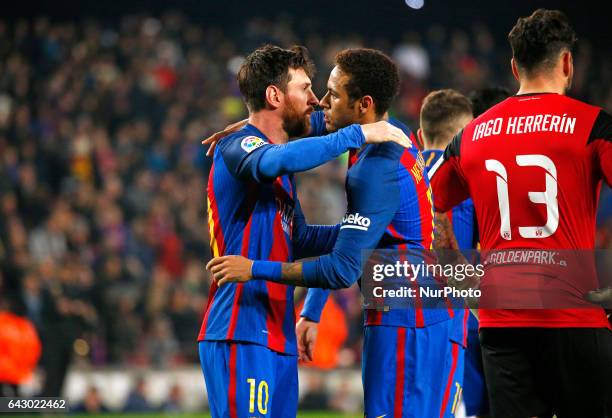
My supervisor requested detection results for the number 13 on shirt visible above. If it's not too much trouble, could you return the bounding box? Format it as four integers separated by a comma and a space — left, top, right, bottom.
486, 154, 559, 240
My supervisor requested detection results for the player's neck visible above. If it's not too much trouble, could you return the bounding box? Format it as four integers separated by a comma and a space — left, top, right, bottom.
360, 113, 381, 125
248, 112, 289, 144
517, 76, 566, 96
355, 113, 380, 154
421, 134, 444, 151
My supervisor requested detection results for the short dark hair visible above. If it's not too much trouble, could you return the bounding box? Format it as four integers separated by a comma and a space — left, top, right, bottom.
335, 48, 400, 116
469, 86, 511, 117
238, 44, 315, 112
420, 89, 473, 147
508, 9, 577, 74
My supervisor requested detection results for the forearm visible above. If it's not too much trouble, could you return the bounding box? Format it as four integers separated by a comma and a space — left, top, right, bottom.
251, 254, 358, 289
258, 125, 364, 179
433, 212, 463, 263
433, 212, 480, 313
281, 263, 307, 286
251, 260, 306, 286
433, 212, 458, 249
301, 289, 331, 322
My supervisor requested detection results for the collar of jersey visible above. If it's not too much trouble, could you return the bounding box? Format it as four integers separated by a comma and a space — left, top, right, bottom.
353, 144, 372, 165
513, 92, 559, 97
242, 123, 270, 142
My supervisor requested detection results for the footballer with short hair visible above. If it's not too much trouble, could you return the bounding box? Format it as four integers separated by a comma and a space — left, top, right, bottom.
209, 48, 465, 418
199, 44, 409, 417
429, 9, 612, 417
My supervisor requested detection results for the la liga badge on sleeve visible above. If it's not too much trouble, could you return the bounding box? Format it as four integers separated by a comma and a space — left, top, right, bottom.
241, 136, 266, 153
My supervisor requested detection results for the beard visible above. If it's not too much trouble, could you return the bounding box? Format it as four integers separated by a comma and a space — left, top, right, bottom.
282, 100, 311, 139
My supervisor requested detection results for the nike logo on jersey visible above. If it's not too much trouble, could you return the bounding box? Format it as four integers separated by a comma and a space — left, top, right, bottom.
341, 212, 371, 231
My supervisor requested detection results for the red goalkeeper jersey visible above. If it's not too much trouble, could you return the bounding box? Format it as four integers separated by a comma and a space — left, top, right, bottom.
429, 92, 611, 328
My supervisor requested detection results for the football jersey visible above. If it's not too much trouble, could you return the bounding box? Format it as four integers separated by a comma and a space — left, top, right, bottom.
423, 149, 478, 249
429, 93, 612, 328
199, 123, 357, 354
303, 112, 454, 328
347, 117, 420, 167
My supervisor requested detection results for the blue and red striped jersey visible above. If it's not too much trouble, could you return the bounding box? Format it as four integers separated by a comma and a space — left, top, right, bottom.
199, 122, 350, 354
423, 149, 478, 249
357, 142, 453, 328
302, 113, 454, 328
198, 124, 298, 354
423, 149, 473, 340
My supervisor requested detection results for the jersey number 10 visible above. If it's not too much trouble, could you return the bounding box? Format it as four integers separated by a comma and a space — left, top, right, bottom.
486, 154, 559, 240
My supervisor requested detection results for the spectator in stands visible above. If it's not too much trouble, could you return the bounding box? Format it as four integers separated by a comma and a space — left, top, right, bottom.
122, 376, 154, 412
73, 385, 109, 413
160, 383, 185, 413
39, 258, 97, 397
146, 315, 179, 368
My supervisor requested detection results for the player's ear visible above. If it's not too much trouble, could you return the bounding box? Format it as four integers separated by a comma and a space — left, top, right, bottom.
359, 95, 374, 115
562, 50, 573, 78
417, 128, 424, 146
562, 50, 574, 91
510, 58, 520, 82
265, 85, 283, 110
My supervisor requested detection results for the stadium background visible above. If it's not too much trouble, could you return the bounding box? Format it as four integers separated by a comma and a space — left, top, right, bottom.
0, 0, 610, 415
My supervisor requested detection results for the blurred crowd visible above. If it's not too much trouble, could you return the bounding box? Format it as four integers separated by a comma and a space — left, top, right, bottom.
72, 379, 186, 414
0, 11, 610, 403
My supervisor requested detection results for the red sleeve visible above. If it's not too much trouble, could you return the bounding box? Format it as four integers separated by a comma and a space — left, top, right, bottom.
428, 130, 470, 212
588, 110, 612, 186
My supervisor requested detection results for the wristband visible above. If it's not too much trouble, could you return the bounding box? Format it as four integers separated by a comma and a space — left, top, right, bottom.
251, 260, 282, 282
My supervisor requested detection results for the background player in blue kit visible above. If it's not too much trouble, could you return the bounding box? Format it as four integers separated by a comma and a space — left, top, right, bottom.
422, 88, 510, 418
421, 90, 476, 250
419, 89, 477, 417
209, 48, 465, 418
199, 44, 410, 418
